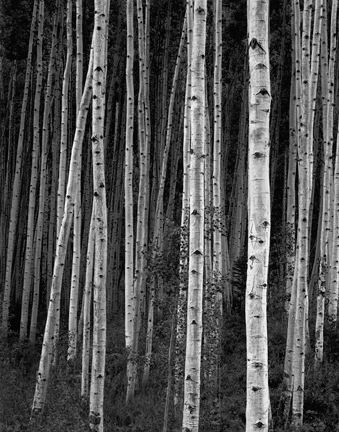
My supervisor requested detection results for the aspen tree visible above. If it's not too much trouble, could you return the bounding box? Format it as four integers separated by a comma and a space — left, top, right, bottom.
143, 13, 186, 387
174, 17, 192, 424
155, 1, 171, 177
68, 0, 84, 363
280, 3, 298, 420
89, 2, 109, 428
0, 56, 3, 128
281, 253, 299, 427
327, 0, 338, 322
125, 0, 135, 405
49, 0, 72, 355
246, 0, 271, 430
165, 108, 183, 221
269, 0, 287, 201
31, 46, 94, 419
150, 12, 186, 324
76, 0, 83, 110
212, 0, 222, 288
182, 1, 206, 430
1, 0, 38, 336
285, 9, 297, 312
205, 0, 223, 390
46, 57, 63, 297
149, 2, 171, 244
228, 56, 248, 281
332, 136, 339, 319
82, 208, 95, 399
0, 61, 17, 278
204, 86, 212, 279
107, 109, 124, 312
203, 81, 214, 386
131, 0, 151, 392
174, 0, 193, 416
315, 0, 331, 369
57, 0, 72, 236
290, 0, 312, 427
20, 0, 45, 341
106, 102, 120, 311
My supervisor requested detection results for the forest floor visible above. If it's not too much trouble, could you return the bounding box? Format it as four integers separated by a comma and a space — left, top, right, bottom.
1, 308, 339, 432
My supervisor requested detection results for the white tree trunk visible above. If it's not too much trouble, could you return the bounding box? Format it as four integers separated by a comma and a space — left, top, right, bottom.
174, 1, 192, 415
246, 0, 271, 430
20, 0, 44, 340
89, 1, 109, 430
31, 44, 93, 420
81, 208, 95, 399
182, 1, 206, 430
2, 0, 38, 336
291, 0, 312, 428
327, 0, 339, 321
125, 0, 135, 405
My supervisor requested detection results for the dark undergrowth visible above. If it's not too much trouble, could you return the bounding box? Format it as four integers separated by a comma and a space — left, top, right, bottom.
1, 310, 339, 432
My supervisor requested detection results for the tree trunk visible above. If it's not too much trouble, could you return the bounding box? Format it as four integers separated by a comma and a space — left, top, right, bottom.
246, 0, 271, 430
31, 43, 94, 420
1, 0, 38, 337
125, 0, 135, 405
89, 2, 109, 429
182, 1, 206, 430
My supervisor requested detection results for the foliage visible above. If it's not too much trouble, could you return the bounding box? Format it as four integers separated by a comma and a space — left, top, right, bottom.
3, 293, 339, 431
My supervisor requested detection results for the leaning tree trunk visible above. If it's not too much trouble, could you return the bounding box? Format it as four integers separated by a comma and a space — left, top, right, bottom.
68, 0, 84, 363
31, 43, 94, 421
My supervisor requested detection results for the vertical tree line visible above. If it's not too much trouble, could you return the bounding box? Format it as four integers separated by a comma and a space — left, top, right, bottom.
1, 0, 339, 431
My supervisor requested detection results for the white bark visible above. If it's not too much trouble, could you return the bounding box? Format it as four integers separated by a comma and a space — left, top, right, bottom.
125, 0, 135, 405
174, 1, 192, 415
182, 1, 206, 430
291, 0, 312, 427
20, 0, 44, 340
68, 0, 84, 363
246, 0, 271, 430
328, 0, 339, 321
1, 0, 38, 336
81, 208, 95, 399
89, 1, 109, 429
314, 0, 329, 370
31, 45, 93, 419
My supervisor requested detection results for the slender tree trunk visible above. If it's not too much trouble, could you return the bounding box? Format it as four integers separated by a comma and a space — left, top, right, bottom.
314, 0, 328, 371
246, 0, 271, 430
143, 12, 186, 387
133, 0, 151, 392
1, 0, 38, 336
174, 1, 193, 417
31, 45, 94, 420
89, 2, 109, 428
20, 0, 45, 340
82, 208, 95, 399
328, 0, 339, 322
182, 1, 206, 430
51, 0, 73, 357
68, 0, 84, 364
125, 0, 135, 405
291, 0, 312, 428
